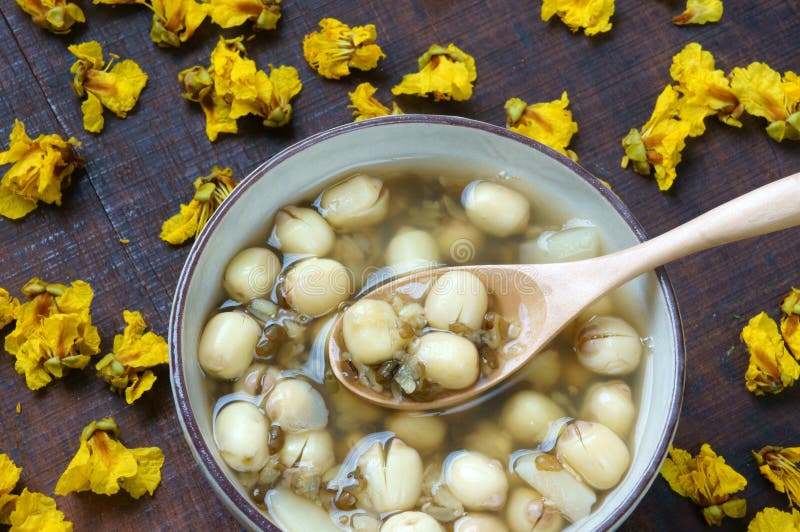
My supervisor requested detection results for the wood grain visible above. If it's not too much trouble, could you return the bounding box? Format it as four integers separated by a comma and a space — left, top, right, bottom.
0, 0, 798, 530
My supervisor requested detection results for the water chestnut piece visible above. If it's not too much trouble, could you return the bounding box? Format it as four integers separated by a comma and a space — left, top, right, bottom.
514, 452, 596, 523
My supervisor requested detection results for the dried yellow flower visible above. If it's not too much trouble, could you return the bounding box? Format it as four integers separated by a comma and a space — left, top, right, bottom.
0, 288, 20, 329
392, 44, 477, 102
730, 63, 800, 142
673, 0, 723, 25
68, 41, 148, 133
0, 455, 72, 531
4, 278, 101, 390
621, 86, 692, 191
781, 288, 800, 356
748, 507, 800, 532
0, 454, 21, 523
7, 489, 72, 531
15, 0, 84, 33
661, 444, 747, 526
505, 93, 579, 161
348, 83, 403, 121
209, 0, 280, 30
93, 0, 208, 47
541, 0, 614, 36
303, 18, 385, 79
754, 446, 800, 509
670, 43, 741, 132
0, 120, 82, 220
178, 37, 301, 141
55, 418, 164, 499
160, 166, 236, 244
741, 311, 800, 395
95, 310, 168, 404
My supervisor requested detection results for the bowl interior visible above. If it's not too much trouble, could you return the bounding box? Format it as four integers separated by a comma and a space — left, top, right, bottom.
170, 115, 684, 531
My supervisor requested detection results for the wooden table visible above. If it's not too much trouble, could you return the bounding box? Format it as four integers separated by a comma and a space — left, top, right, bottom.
1, 1, 798, 530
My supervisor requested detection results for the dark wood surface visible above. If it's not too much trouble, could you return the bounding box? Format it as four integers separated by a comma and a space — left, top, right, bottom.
1, 1, 799, 530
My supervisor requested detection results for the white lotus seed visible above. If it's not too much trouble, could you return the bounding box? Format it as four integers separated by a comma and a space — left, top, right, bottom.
214, 401, 270, 472
424, 271, 488, 330
273, 206, 335, 256
223, 247, 281, 303
463, 181, 530, 237
555, 420, 631, 490
411, 331, 479, 389
343, 299, 405, 365
319, 174, 390, 230
575, 316, 642, 375
198, 311, 260, 380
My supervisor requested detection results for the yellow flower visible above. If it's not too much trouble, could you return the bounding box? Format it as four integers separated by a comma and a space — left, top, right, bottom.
673, 0, 723, 25
748, 507, 800, 531
4, 278, 100, 390
7, 489, 72, 531
0, 288, 20, 329
741, 311, 800, 395
209, 0, 280, 31
730, 63, 800, 142
541, 0, 614, 36
0, 120, 82, 220
754, 446, 800, 508
392, 44, 477, 102
95, 311, 168, 404
347, 82, 403, 122
55, 418, 164, 499
621, 86, 692, 191
0, 455, 72, 531
661, 443, 747, 526
0, 454, 21, 524
781, 288, 800, 356
93, 0, 208, 47
505, 93, 579, 161
15, 0, 84, 33
160, 166, 236, 244
303, 18, 385, 79
179, 37, 301, 140
670, 43, 741, 132
68, 41, 148, 133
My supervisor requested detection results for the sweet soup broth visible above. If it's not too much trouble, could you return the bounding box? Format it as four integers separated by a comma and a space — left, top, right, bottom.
199, 171, 649, 531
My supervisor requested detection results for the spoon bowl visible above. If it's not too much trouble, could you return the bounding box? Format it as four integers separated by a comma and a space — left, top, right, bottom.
328, 173, 800, 411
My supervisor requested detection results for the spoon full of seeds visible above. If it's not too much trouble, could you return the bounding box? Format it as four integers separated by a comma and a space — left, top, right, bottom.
327, 173, 800, 411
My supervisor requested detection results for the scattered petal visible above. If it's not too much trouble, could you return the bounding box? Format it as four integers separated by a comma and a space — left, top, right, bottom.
68, 41, 148, 133
392, 44, 477, 102
347, 82, 403, 121
730, 63, 800, 142
15, 0, 84, 33
661, 444, 747, 526
4, 278, 100, 390
541, 0, 614, 36
160, 166, 236, 244
741, 312, 800, 395
673, 0, 724, 26
0, 120, 82, 219
780, 288, 800, 356
209, 0, 280, 31
754, 446, 800, 508
7, 489, 72, 531
0, 288, 20, 329
748, 507, 800, 532
55, 418, 164, 499
505, 92, 579, 161
303, 18, 385, 79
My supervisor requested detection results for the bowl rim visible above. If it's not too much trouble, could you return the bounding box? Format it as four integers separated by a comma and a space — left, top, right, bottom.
169, 113, 686, 531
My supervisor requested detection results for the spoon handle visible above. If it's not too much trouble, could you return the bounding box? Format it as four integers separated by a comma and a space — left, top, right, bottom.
600, 172, 800, 287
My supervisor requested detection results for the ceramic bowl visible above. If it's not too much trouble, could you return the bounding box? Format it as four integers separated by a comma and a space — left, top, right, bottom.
169, 114, 685, 531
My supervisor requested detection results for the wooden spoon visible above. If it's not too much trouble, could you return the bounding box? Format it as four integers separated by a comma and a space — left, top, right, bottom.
327, 173, 800, 411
